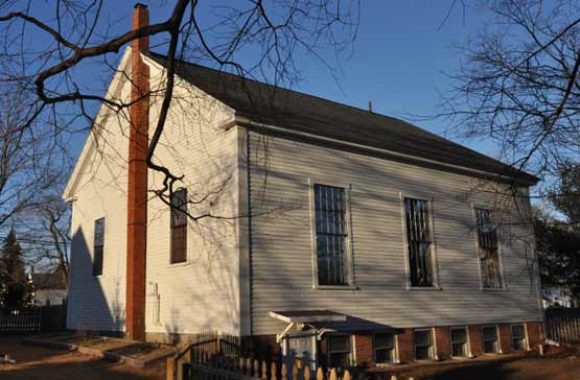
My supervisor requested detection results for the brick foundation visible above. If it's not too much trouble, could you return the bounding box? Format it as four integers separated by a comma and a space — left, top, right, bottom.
526, 321, 545, 352
434, 327, 450, 360
498, 324, 512, 354
396, 328, 414, 364
354, 334, 373, 367
143, 320, 544, 365
468, 325, 483, 357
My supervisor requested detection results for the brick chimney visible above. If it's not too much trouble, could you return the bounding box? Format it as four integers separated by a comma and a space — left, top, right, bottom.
126, 3, 149, 341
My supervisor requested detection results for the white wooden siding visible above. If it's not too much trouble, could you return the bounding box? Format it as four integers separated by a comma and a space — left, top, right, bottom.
247, 131, 542, 336
68, 51, 242, 335
143, 57, 241, 336
67, 56, 132, 332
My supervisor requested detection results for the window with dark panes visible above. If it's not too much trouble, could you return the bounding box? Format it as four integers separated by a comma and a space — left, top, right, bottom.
170, 188, 188, 264
482, 326, 498, 354
314, 184, 350, 286
414, 329, 434, 360
374, 332, 395, 363
511, 324, 526, 351
93, 218, 105, 276
450, 327, 468, 357
475, 208, 502, 288
405, 198, 434, 287
327, 335, 351, 368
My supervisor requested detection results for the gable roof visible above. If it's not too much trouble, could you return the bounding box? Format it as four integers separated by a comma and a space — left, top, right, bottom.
146, 52, 538, 185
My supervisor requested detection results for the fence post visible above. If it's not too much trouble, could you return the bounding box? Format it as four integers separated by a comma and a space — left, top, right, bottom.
281, 363, 288, 380
304, 366, 311, 380
329, 368, 337, 380
271, 361, 278, 380
292, 362, 299, 380
166, 357, 177, 380
316, 367, 324, 380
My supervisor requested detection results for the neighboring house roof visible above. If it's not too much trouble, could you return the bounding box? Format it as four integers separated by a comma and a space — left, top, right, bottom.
146, 52, 539, 185
31, 270, 67, 290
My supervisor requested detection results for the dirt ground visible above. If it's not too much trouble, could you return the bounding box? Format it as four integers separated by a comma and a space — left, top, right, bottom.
1, 335, 580, 380
0, 336, 165, 380
372, 352, 580, 380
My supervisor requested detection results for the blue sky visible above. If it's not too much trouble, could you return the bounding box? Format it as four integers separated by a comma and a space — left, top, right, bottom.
48, 1, 495, 162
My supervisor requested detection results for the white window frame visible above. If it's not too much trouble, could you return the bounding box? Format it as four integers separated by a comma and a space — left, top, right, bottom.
399, 192, 441, 290
510, 324, 529, 352
481, 325, 500, 355
449, 326, 470, 358
471, 204, 507, 290
413, 328, 435, 361
327, 333, 354, 368
373, 331, 396, 365
309, 178, 356, 289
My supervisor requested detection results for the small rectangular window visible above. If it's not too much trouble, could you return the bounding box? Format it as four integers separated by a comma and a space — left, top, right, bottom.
93, 218, 105, 276
475, 208, 502, 288
414, 329, 434, 360
450, 327, 468, 357
511, 324, 526, 351
405, 198, 434, 287
327, 335, 351, 369
374, 332, 395, 364
482, 326, 498, 354
314, 184, 350, 286
170, 188, 188, 264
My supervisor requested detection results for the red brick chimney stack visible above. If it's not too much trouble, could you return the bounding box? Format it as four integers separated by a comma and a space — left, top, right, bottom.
126, 2, 149, 341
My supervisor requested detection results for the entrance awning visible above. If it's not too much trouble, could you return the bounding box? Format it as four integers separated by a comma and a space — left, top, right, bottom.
269, 310, 347, 342
269, 310, 347, 324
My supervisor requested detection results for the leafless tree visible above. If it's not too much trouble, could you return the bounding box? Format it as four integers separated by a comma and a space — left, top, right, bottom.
441, 0, 579, 181
0, 86, 65, 231
0, 0, 359, 218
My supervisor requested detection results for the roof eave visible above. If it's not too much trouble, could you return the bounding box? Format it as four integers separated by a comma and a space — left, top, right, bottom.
235, 114, 540, 187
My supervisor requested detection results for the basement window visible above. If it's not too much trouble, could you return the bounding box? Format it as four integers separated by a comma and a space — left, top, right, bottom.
475, 208, 503, 288
482, 326, 498, 354
511, 324, 527, 351
414, 329, 434, 360
170, 188, 188, 264
404, 198, 434, 287
374, 332, 395, 364
327, 335, 352, 369
314, 184, 351, 286
450, 327, 468, 357
92, 218, 105, 276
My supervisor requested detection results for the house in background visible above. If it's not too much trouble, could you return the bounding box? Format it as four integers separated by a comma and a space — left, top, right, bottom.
31, 269, 67, 307
63, 4, 544, 367
543, 287, 575, 309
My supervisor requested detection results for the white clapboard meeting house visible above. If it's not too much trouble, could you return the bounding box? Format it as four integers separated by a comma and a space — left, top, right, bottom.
63, 4, 545, 368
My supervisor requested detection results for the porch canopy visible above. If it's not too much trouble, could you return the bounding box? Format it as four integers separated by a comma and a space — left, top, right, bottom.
270, 310, 401, 342
269, 310, 347, 324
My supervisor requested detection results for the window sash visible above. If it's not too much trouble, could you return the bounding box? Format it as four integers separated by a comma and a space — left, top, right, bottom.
328, 335, 351, 368
511, 325, 526, 351
482, 326, 498, 354
374, 333, 395, 363
314, 184, 350, 286
93, 218, 105, 276
414, 330, 434, 360
405, 198, 433, 287
450, 328, 468, 357
475, 208, 502, 288
170, 189, 188, 264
